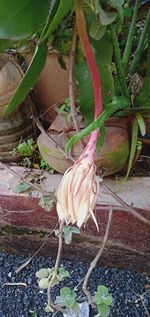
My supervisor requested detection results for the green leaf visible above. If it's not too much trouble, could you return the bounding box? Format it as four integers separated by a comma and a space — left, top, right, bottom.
36, 268, 49, 279
66, 97, 129, 152
90, 18, 107, 40
40, 0, 74, 42
108, 0, 124, 7
45, 306, 54, 313
97, 286, 108, 297
39, 195, 55, 212
123, 118, 138, 183
38, 277, 50, 289
135, 113, 146, 136
17, 141, 33, 156
102, 295, 113, 306
3, 42, 47, 115
58, 267, 70, 279
60, 287, 72, 296
13, 182, 31, 193
0, 0, 49, 40
96, 125, 106, 152
99, 7, 117, 25
63, 226, 80, 244
97, 303, 110, 317
81, 0, 99, 14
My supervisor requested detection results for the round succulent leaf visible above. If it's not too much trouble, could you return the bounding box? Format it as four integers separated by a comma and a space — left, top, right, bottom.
60, 287, 72, 296
97, 285, 108, 296
38, 277, 50, 289
45, 305, 54, 313
97, 303, 110, 317
102, 295, 113, 306
36, 268, 49, 279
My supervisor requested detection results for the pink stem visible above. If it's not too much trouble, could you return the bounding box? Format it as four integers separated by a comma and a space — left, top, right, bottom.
75, 0, 103, 120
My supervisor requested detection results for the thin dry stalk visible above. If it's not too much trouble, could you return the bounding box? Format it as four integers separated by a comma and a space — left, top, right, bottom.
0, 161, 52, 197
82, 208, 113, 306
69, 22, 85, 149
102, 183, 150, 226
47, 219, 66, 314
15, 223, 58, 274
32, 116, 75, 163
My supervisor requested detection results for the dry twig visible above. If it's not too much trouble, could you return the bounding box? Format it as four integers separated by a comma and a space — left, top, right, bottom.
31, 116, 75, 163
82, 208, 113, 306
0, 161, 52, 197
15, 222, 58, 274
47, 219, 66, 314
68, 22, 85, 149
101, 183, 150, 226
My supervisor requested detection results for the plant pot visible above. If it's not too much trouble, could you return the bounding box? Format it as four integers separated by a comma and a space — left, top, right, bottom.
0, 54, 35, 162
25, 52, 69, 123
37, 114, 130, 176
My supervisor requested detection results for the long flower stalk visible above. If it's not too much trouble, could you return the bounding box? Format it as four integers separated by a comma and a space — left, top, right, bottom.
56, 0, 103, 228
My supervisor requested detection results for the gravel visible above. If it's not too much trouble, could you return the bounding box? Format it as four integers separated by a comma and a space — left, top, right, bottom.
0, 253, 150, 317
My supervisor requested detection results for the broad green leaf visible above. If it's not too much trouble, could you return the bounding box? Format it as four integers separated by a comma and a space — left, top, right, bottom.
13, 182, 31, 193
99, 7, 117, 25
90, 18, 107, 40
66, 97, 129, 152
40, 0, 74, 42
97, 303, 110, 317
0, 0, 49, 40
3, 42, 47, 115
81, 0, 99, 14
135, 113, 146, 136
38, 277, 50, 289
0, 39, 13, 53
36, 268, 49, 279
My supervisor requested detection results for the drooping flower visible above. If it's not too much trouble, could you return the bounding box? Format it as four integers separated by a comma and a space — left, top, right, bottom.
56, 130, 100, 229
57, 2, 103, 229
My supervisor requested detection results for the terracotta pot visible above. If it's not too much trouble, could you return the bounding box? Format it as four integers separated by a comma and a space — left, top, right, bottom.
0, 54, 35, 162
25, 52, 69, 123
37, 114, 130, 176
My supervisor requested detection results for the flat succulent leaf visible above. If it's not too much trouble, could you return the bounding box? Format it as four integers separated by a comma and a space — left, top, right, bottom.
13, 182, 31, 193
123, 118, 138, 183
3, 42, 47, 115
66, 97, 129, 152
45, 306, 54, 313
99, 7, 117, 25
0, 0, 49, 40
40, 0, 74, 41
90, 18, 107, 40
102, 295, 113, 306
36, 268, 49, 279
135, 113, 146, 136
